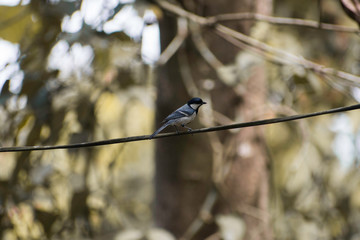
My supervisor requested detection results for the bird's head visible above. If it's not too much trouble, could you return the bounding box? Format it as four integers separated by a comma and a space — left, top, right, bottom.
187, 97, 206, 110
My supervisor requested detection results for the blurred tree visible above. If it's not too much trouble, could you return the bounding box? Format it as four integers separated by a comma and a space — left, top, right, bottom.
0, 1, 154, 239
0, 0, 360, 239
154, 0, 272, 239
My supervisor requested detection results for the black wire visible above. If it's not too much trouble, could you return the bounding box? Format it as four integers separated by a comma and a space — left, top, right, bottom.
1, 103, 360, 152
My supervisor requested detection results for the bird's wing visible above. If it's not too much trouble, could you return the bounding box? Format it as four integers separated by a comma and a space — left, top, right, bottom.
162, 104, 195, 123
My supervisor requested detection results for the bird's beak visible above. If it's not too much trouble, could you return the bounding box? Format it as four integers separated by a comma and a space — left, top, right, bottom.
203, 102, 207, 104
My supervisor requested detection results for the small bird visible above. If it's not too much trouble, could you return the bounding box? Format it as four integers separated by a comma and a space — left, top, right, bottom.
150, 97, 206, 138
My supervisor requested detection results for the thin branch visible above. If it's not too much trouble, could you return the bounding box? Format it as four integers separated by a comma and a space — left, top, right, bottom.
189, 23, 224, 69
1, 103, 360, 152
236, 202, 269, 221
180, 187, 218, 240
155, 0, 359, 34
155, 0, 208, 25
214, 24, 360, 84
214, 27, 289, 65
206, 12, 360, 34
178, 46, 199, 96
157, 17, 188, 65
155, 0, 360, 86
350, 0, 360, 27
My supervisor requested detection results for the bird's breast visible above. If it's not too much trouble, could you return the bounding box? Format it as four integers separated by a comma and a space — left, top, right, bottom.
170, 112, 196, 126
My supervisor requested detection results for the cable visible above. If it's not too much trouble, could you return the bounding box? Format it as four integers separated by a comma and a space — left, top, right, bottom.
1, 103, 360, 152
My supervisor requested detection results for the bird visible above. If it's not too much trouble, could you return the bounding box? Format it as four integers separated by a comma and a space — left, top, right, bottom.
149, 97, 206, 139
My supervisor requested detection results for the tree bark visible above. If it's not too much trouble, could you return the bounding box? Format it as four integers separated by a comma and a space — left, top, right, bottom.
154, 0, 272, 239
154, 16, 213, 235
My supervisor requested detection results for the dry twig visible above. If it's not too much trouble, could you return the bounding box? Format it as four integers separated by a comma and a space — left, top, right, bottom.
154, 0, 360, 88
205, 12, 359, 33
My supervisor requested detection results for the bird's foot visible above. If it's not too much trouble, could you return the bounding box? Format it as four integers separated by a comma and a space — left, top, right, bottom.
174, 125, 180, 134
181, 124, 192, 132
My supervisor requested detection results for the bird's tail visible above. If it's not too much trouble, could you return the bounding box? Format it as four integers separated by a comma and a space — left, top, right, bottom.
149, 124, 168, 139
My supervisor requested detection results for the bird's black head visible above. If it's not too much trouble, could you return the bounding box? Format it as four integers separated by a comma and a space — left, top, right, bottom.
187, 97, 206, 110
188, 97, 206, 105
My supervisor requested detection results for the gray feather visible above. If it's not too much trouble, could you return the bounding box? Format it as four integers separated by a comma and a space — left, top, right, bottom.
163, 104, 195, 123
149, 123, 170, 139
150, 103, 198, 139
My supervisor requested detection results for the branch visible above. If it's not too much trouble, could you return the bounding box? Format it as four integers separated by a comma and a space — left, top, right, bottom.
189, 23, 224, 69
180, 186, 218, 240
157, 17, 188, 65
1, 103, 360, 152
214, 24, 360, 84
206, 12, 360, 33
155, 0, 359, 34
154, 0, 360, 85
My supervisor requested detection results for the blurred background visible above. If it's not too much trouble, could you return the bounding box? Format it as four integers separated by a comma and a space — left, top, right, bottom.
0, 0, 360, 239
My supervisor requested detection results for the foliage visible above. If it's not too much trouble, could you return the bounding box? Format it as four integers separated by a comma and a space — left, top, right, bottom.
0, 0, 360, 239
0, 1, 154, 239
266, 0, 360, 239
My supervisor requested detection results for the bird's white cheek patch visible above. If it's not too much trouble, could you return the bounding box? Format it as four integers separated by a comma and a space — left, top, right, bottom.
190, 103, 201, 109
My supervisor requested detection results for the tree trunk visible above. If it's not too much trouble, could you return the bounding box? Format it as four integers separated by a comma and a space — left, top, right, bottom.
154, 16, 213, 235
154, 0, 272, 239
